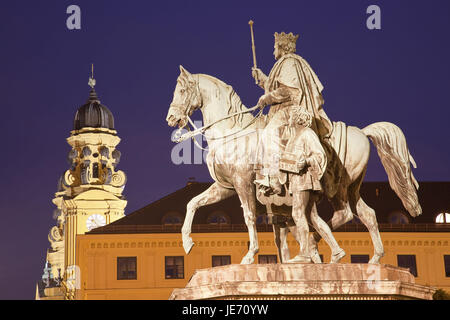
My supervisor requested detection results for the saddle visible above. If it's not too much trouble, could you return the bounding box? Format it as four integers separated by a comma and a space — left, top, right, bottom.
255, 121, 347, 216
322, 121, 347, 199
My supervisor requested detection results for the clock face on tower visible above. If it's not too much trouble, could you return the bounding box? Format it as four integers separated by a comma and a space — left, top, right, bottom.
86, 214, 106, 231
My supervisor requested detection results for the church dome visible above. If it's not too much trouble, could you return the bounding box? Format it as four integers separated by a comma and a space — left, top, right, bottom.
73, 89, 115, 130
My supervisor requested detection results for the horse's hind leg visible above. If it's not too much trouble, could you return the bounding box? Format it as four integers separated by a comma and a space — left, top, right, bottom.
354, 197, 385, 264
182, 182, 236, 254
309, 202, 345, 263
309, 189, 353, 263
348, 170, 385, 264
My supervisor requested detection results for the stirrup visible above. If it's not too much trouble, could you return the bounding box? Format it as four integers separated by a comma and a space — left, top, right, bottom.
269, 175, 282, 195
254, 175, 270, 188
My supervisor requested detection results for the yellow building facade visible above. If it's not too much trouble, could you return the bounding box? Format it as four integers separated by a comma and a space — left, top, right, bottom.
71, 180, 450, 300
75, 229, 450, 300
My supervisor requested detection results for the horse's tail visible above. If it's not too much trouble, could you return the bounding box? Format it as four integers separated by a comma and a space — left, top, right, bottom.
362, 122, 422, 217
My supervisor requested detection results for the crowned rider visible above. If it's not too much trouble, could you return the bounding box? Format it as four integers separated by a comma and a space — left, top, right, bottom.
253, 32, 332, 194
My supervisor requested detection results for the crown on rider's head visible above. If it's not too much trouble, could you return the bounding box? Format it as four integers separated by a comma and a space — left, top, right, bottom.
274, 32, 299, 54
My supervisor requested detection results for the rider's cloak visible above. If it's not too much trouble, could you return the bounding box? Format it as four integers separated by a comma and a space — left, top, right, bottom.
265, 53, 332, 139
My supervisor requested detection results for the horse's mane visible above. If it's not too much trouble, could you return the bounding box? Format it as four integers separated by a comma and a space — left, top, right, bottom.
198, 74, 248, 127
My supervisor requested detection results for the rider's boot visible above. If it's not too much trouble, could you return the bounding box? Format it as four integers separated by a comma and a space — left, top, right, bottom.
254, 175, 270, 188
255, 174, 282, 195
269, 174, 282, 195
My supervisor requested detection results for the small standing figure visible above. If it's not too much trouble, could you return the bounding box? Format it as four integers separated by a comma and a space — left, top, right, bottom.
279, 106, 345, 263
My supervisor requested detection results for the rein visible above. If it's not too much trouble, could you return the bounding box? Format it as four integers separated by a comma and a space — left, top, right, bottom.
172, 104, 263, 149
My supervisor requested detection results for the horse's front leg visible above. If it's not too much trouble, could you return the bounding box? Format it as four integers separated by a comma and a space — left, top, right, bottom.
182, 182, 236, 254
236, 181, 259, 264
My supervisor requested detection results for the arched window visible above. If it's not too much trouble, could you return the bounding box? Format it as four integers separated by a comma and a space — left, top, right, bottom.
256, 215, 269, 225
162, 212, 183, 225
207, 211, 230, 225
388, 211, 409, 224
436, 212, 450, 224
348, 216, 362, 224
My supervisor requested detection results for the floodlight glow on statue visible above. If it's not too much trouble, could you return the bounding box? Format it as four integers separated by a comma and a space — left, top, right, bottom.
166, 22, 421, 265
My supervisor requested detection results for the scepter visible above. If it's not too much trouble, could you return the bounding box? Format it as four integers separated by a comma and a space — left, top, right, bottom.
248, 20, 258, 84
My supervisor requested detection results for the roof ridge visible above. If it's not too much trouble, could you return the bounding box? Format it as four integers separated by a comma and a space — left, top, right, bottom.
109, 182, 212, 224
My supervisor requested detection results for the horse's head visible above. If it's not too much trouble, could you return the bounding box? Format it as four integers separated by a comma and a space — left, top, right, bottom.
166, 65, 202, 128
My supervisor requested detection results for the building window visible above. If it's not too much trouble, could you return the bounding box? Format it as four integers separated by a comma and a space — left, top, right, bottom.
444, 255, 450, 277
397, 255, 418, 277
258, 255, 277, 264
117, 257, 137, 280
212, 255, 231, 267
207, 211, 230, 225
162, 212, 183, 225
165, 256, 184, 279
256, 215, 269, 225
351, 255, 370, 263
436, 213, 450, 223
348, 216, 362, 224
388, 211, 409, 224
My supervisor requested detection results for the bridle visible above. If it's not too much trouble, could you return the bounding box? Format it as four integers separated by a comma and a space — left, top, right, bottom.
169, 75, 201, 123
170, 76, 263, 150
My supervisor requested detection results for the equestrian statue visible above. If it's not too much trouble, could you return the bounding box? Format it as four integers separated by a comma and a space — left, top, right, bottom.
166, 22, 421, 265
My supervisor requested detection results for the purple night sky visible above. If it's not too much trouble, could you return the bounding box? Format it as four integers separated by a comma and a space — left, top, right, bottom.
0, 1, 449, 299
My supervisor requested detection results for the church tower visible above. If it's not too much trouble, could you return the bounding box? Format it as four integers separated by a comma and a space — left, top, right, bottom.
37, 69, 127, 300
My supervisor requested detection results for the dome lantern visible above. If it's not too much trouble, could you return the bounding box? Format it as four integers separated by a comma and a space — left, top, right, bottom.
73, 65, 115, 131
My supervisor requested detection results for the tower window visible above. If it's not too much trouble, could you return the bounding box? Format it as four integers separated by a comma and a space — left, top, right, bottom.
212, 255, 231, 267
436, 213, 450, 223
117, 257, 137, 280
397, 255, 418, 277
165, 256, 184, 279
93, 163, 99, 178
351, 255, 370, 263
258, 255, 277, 264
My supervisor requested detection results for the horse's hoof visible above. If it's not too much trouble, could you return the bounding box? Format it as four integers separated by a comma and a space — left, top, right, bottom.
280, 252, 291, 264
311, 250, 322, 264
369, 255, 382, 264
240, 256, 255, 265
183, 237, 194, 254
286, 255, 312, 264
330, 249, 346, 263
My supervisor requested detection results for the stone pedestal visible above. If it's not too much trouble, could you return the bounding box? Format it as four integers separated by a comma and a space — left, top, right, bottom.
169, 264, 435, 300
